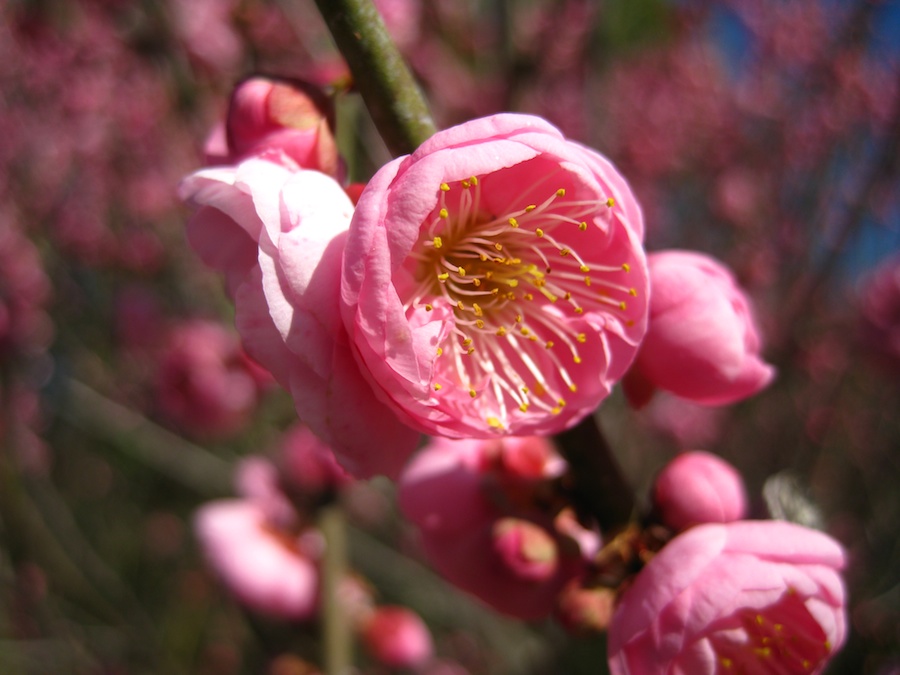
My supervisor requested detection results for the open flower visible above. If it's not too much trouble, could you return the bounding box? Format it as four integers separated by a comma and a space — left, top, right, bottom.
623, 250, 775, 407
398, 435, 598, 619
179, 159, 419, 478
607, 521, 847, 675
342, 113, 648, 439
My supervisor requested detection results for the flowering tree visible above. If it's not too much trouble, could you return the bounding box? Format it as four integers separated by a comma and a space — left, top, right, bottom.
1, 0, 898, 673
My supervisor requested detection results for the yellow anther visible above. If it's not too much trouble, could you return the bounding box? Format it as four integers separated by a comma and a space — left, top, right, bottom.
536, 228, 544, 238
525, 204, 536, 212
491, 288, 500, 295
438, 272, 449, 281
470, 175, 478, 185
584, 276, 591, 286
524, 293, 534, 301
485, 271, 494, 280
622, 263, 630, 272
507, 279, 519, 287
456, 300, 464, 311
439, 208, 449, 219
433, 236, 443, 248
574, 307, 584, 314
556, 188, 566, 197
472, 278, 481, 287
754, 647, 772, 658
462, 179, 470, 188
520, 328, 530, 336
496, 327, 507, 337
551, 406, 561, 415
440, 183, 450, 192
514, 314, 522, 323
479, 253, 488, 261
629, 288, 638, 296
462, 338, 473, 346
579, 221, 588, 231
508, 217, 519, 228
521, 386, 530, 394
475, 319, 485, 329
467, 347, 475, 354
577, 333, 586, 343
528, 335, 538, 341
606, 197, 615, 207
774, 624, 784, 632
434, 383, 442, 391
519, 403, 529, 412
535, 279, 546, 287
487, 416, 503, 429
573, 355, 582, 364
494, 242, 503, 251
473, 303, 483, 317
580, 265, 590, 273
618, 301, 627, 311
557, 398, 566, 407
545, 340, 555, 349
457, 266, 466, 276
425, 304, 433, 311
565, 292, 572, 300
469, 389, 477, 398
756, 615, 764, 626
533, 382, 547, 396
559, 248, 570, 256
720, 658, 733, 669
436, 347, 443, 356
569, 383, 578, 392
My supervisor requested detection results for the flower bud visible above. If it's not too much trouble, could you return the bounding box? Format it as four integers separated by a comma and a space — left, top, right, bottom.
361, 606, 433, 669
492, 517, 559, 582
624, 250, 774, 407
653, 451, 747, 531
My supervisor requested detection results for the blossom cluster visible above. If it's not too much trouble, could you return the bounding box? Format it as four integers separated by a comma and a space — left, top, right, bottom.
180, 76, 847, 674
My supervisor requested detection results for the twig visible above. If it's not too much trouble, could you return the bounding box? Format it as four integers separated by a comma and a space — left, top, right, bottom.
313, 0, 437, 156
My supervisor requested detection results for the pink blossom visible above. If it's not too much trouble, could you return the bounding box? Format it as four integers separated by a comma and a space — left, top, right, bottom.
653, 451, 747, 531
278, 424, 352, 495
179, 159, 419, 477
398, 435, 598, 619
342, 113, 648, 440
858, 253, 900, 376
607, 521, 847, 675
193, 500, 319, 621
155, 319, 261, 439
205, 76, 339, 177
623, 250, 775, 407
360, 605, 433, 669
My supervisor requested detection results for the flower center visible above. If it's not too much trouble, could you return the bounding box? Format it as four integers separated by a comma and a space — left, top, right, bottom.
400, 170, 640, 432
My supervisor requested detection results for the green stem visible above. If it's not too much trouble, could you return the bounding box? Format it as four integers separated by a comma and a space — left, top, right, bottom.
319, 504, 351, 675
314, 0, 437, 157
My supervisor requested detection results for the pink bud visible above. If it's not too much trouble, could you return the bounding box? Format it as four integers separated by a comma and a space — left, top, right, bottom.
492, 518, 559, 582
653, 451, 747, 531
361, 606, 433, 669
556, 580, 615, 634
222, 76, 338, 176
624, 250, 775, 407
608, 521, 847, 675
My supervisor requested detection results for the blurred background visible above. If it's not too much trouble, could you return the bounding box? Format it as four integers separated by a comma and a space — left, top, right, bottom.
1, 0, 898, 672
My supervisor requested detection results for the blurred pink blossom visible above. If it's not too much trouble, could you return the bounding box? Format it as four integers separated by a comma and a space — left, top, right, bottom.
278, 423, 352, 496
608, 521, 847, 675
171, 0, 243, 72
623, 250, 775, 407
179, 159, 419, 477
398, 435, 598, 619
343, 113, 648, 441
652, 451, 748, 532
194, 499, 319, 621
360, 605, 433, 669
858, 254, 900, 376
155, 319, 261, 438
